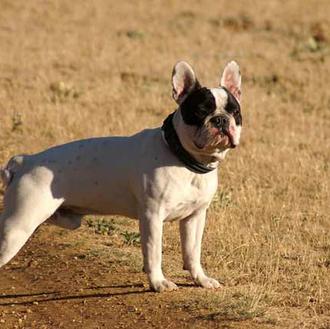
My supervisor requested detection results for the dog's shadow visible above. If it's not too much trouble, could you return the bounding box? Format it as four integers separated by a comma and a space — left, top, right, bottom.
0, 283, 148, 306
0, 282, 195, 306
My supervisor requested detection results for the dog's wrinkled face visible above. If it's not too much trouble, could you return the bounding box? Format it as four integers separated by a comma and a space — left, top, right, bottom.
172, 61, 242, 153
180, 86, 242, 150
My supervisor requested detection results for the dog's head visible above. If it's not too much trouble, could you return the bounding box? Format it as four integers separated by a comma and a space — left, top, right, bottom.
171, 61, 242, 159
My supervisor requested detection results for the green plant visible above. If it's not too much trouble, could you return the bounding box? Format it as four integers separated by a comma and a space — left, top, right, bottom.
86, 218, 115, 235
121, 231, 141, 246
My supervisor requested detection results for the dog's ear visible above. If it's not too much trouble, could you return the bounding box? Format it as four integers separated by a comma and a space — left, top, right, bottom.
172, 61, 200, 104
220, 61, 241, 102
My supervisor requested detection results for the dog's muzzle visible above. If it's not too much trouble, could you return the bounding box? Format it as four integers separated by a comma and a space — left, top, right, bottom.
211, 116, 236, 148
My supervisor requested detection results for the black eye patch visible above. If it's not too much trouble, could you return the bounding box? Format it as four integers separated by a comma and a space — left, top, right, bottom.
180, 87, 216, 127
223, 87, 242, 126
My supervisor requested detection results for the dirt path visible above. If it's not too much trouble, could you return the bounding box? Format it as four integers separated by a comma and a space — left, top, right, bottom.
0, 226, 175, 329
0, 225, 270, 329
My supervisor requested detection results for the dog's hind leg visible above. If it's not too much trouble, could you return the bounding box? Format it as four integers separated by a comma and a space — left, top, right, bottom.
0, 181, 63, 268
0, 213, 35, 267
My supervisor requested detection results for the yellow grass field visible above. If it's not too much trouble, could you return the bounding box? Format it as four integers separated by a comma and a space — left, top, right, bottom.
0, 0, 329, 328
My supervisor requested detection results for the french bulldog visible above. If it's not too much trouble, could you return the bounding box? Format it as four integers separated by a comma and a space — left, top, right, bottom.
0, 60, 242, 292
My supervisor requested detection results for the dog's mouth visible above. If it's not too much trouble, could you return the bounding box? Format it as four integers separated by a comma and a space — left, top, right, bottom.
193, 131, 236, 150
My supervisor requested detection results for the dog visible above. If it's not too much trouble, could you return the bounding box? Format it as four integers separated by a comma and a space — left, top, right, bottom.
0, 60, 242, 292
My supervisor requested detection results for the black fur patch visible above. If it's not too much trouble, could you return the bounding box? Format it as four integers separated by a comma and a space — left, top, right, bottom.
180, 87, 216, 127
223, 87, 242, 126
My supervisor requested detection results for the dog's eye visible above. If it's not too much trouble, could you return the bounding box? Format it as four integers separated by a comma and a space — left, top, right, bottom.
195, 106, 208, 118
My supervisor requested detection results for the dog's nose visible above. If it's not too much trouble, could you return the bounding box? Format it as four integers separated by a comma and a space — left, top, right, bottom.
213, 116, 229, 129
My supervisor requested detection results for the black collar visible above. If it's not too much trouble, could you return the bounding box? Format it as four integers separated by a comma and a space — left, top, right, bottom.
161, 112, 216, 174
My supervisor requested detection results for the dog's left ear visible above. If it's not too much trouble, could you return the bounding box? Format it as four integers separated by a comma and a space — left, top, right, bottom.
172, 61, 200, 104
220, 61, 241, 102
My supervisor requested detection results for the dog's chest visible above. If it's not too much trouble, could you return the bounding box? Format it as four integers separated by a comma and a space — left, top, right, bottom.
161, 172, 217, 222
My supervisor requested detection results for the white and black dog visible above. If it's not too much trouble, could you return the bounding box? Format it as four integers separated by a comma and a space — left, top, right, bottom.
0, 61, 242, 292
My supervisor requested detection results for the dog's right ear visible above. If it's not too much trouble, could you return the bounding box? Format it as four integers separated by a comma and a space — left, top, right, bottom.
172, 61, 200, 105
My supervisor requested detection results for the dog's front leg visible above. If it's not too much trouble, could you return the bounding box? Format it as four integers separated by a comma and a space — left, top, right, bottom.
139, 215, 178, 292
180, 209, 221, 289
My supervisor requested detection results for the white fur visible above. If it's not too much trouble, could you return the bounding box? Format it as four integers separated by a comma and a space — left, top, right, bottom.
231, 123, 241, 146
210, 88, 228, 109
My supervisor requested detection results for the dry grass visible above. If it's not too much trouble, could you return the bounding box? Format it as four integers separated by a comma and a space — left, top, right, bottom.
0, 0, 329, 328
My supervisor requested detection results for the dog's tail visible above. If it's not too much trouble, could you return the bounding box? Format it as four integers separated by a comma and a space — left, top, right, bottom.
0, 155, 26, 188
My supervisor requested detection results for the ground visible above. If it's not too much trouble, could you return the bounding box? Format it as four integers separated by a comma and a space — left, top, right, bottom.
0, 0, 329, 328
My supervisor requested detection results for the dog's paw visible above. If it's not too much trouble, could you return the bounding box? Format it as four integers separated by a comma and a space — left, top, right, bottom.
195, 276, 221, 289
150, 279, 178, 293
